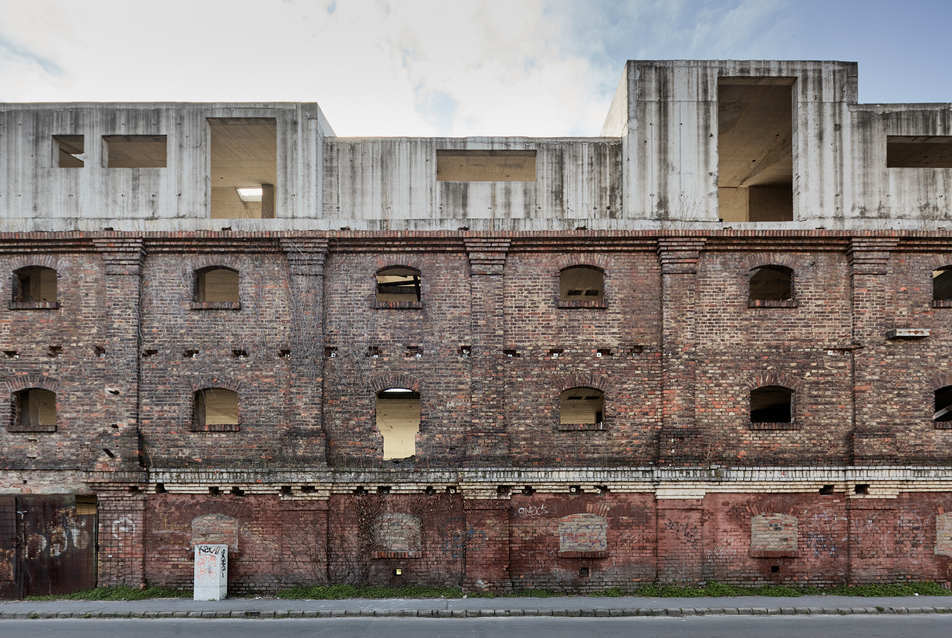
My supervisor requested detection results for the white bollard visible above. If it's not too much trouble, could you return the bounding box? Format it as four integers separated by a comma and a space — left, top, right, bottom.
193, 543, 228, 600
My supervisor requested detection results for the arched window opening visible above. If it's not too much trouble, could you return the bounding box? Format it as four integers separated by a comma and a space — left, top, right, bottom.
559, 266, 604, 303
13, 266, 57, 303
193, 388, 239, 431
933, 267, 952, 303
750, 386, 792, 423
11, 388, 57, 431
194, 267, 239, 304
560, 387, 604, 425
749, 265, 793, 304
934, 386, 952, 422
376, 388, 420, 460
375, 267, 421, 304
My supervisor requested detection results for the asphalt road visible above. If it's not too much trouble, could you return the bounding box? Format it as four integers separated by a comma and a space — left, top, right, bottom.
2, 616, 952, 638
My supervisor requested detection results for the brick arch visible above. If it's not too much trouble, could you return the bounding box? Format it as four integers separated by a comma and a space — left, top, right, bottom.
929, 373, 952, 392
370, 373, 420, 394
738, 253, 801, 273
553, 253, 613, 273
190, 255, 244, 273
747, 371, 802, 394
3, 373, 61, 395
190, 377, 242, 394
9, 255, 63, 273
559, 373, 611, 394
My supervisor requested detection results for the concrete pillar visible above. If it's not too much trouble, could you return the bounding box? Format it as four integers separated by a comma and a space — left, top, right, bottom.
848, 238, 898, 463
656, 238, 707, 464
279, 238, 329, 466
464, 238, 511, 465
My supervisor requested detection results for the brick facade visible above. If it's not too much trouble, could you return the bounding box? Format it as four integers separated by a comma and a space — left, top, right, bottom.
3, 230, 952, 593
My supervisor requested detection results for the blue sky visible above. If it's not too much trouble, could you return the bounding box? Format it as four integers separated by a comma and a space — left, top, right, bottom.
1, 0, 950, 136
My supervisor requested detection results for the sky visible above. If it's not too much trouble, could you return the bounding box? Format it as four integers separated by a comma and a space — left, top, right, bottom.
1, 0, 950, 137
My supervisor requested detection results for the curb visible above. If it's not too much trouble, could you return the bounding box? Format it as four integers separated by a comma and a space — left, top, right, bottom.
2, 606, 952, 619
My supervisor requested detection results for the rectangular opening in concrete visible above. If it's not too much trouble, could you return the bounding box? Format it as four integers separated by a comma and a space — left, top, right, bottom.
717, 79, 794, 222
436, 150, 536, 181
102, 135, 167, 168
53, 135, 84, 167
209, 118, 277, 219
887, 136, 952, 168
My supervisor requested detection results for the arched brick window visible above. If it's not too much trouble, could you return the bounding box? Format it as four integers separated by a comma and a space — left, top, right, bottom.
559, 266, 604, 306
12, 266, 58, 306
10, 388, 57, 432
750, 385, 793, 424
560, 387, 604, 427
933, 266, 952, 305
192, 388, 239, 432
376, 388, 420, 459
193, 266, 239, 305
749, 265, 793, 306
375, 266, 421, 305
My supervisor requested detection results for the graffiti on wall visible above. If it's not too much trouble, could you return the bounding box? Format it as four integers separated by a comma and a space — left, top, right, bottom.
558, 513, 607, 553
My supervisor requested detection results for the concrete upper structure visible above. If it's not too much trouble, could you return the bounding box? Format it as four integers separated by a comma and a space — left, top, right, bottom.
1, 59, 950, 232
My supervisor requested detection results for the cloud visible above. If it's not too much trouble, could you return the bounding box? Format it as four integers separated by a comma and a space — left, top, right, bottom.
0, 0, 794, 136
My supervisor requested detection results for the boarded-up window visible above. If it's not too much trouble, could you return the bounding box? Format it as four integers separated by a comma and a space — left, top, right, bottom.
12, 267, 57, 304
376, 388, 420, 460
750, 386, 792, 424
936, 513, 952, 557
194, 267, 240, 305
53, 135, 84, 167
559, 266, 604, 304
560, 387, 604, 426
193, 388, 239, 432
558, 513, 608, 557
192, 513, 239, 552
375, 267, 421, 304
10, 388, 57, 433
374, 513, 422, 558
887, 136, 952, 168
103, 135, 167, 168
749, 265, 794, 306
436, 150, 536, 182
750, 513, 798, 556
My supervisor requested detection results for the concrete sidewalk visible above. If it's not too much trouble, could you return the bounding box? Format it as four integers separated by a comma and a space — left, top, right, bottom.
1, 595, 951, 619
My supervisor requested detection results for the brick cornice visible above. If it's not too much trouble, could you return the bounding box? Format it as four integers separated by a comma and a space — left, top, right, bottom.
657, 237, 706, 274
280, 238, 329, 276
465, 237, 511, 275
92, 238, 145, 275
848, 237, 899, 275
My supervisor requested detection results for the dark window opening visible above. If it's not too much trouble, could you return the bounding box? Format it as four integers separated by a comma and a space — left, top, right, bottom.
560, 387, 605, 425
933, 267, 952, 303
194, 267, 239, 304
13, 266, 57, 303
887, 136, 952, 168
717, 79, 794, 222
103, 135, 167, 168
376, 388, 420, 460
11, 388, 57, 432
376, 267, 421, 303
53, 135, 84, 167
560, 266, 604, 304
934, 386, 952, 422
193, 388, 239, 432
750, 385, 792, 423
436, 150, 536, 182
209, 118, 277, 219
749, 265, 793, 304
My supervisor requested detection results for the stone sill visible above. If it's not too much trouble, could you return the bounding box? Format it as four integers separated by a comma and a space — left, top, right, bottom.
374, 300, 423, 310
558, 300, 607, 309
932, 299, 952, 308
559, 551, 609, 559
749, 421, 798, 431
191, 424, 241, 432
935, 421, 952, 430
190, 301, 241, 310
751, 550, 799, 558
9, 301, 59, 310
748, 299, 798, 308
373, 551, 421, 559
557, 422, 607, 432
7, 424, 56, 433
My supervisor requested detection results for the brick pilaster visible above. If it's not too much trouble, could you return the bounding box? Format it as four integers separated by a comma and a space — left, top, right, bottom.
657, 238, 706, 464
279, 238, 329, 466
464, 238, 510, 465
95, 488, 146, 587
462, 495, 510, 591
